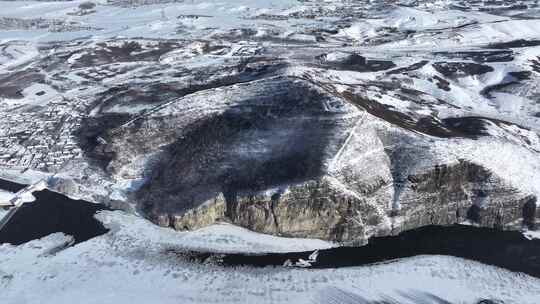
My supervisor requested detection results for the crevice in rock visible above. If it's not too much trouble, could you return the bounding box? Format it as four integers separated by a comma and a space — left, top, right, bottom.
466, 204, 482, 224
270, 191, 281, 234
523, 197, 537, 229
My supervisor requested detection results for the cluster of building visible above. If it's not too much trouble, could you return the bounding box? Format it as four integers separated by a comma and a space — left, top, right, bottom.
106, 0, 184, 7
0, 97, 85, 172
77, 67, 119, 82
442, 0, 537, 10
0, 17, 97, 32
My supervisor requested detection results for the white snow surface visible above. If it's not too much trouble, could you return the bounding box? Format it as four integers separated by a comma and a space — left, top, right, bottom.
1, 210, 539, 304
524, 230, 540, 240
98, 211, 335, 253
0, 169, 51, 186
0, 189, 14, 202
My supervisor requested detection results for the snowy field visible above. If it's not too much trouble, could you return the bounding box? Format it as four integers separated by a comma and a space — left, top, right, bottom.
1, 210, 540, 304
0, 0, 538, 48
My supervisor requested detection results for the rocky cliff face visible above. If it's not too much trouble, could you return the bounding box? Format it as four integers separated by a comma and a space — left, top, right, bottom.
139, 138, 537, 243
393, 160, 537, 233
170, 177, 390, 244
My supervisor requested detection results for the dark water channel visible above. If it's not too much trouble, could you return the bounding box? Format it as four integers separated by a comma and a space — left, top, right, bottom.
0, 188, 109, 245
184, 225, 540, 278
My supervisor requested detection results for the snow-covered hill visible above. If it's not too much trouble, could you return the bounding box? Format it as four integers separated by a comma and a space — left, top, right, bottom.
1, 0, 540, 302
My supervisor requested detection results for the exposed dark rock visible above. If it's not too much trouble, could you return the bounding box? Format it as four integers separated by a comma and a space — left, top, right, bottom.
523, 197, 538, 229
392, 160, 533, 233
480, 74, 522, 98
316, 52, 395, 72
467, 204, 482, 223
434, 50, 514, 63
441, 117, 493, 137
0, 69, 44, 99
433, 75, 451, 91
488, 39, 540, 49
386, 60, 429, 75
476, 300, 505, 304
432, 62, 494, 78
508, 70, 532, 80
75, 113, 132, 170
341, 91, 517, 139
220, 178, 387, 242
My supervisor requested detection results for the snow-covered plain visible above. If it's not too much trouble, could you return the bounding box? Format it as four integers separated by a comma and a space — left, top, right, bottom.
1, 210, 540, 304
0, 189, 14, 202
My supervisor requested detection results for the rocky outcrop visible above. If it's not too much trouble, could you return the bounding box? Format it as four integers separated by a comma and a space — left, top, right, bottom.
393, 160, 536, 234
160, 177, 390, 244
232, 178, 386, 241
73, 49, 539, 244
154, 158, 536, 244
167, 193, 227, 231
89, 76, 395, 243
